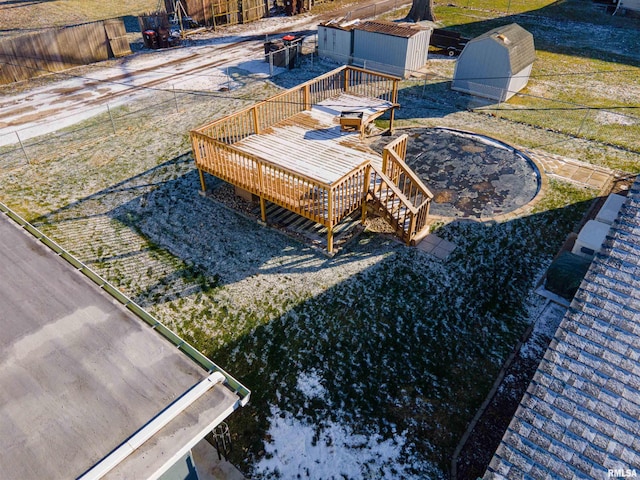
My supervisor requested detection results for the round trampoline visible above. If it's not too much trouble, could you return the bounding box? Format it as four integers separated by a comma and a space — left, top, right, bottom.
370, 127, 541, 219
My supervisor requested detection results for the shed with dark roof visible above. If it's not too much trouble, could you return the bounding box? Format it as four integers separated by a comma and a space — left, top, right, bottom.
318, 19, 431, 78
452, 23, 535, 102
352, 20, 432, 77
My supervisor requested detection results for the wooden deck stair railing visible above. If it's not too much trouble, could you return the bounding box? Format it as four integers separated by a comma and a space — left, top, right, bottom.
369, 134, 434, 245
368, 165, 417, 243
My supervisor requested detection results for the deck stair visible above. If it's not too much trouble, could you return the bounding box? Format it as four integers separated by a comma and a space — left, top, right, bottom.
191, 66, 435, 252
367, 134, 434, 245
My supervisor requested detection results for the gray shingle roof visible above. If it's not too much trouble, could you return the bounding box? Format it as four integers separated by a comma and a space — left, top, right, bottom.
485, 179, 640, 479
470, 23, 535, 75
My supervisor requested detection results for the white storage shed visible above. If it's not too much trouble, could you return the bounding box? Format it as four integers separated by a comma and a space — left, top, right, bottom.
318, 19, 357, 64
452, 23, 535, 102
352, 21, 432, 78
614, 0, 640, 15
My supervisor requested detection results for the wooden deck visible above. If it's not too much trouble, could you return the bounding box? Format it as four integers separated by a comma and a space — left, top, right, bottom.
234, 93, 389, 185
191, 65, 433, 253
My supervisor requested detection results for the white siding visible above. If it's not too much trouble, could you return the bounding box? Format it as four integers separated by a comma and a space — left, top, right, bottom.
452, 39, 511, 101
452, 37, 533, 102
318, 26, 352, 64
619, 0, 640, 12
352, 30, 408, 77
504, 64, 532, 101
404, 29, 431, 74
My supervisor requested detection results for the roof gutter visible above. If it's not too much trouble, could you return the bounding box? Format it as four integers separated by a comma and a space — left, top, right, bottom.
78, 372, 226, 480
0, 201, 250, 405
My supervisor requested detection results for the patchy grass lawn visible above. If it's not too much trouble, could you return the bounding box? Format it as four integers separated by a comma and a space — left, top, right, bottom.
0, 0, 638, 478
0, 0, 158, 36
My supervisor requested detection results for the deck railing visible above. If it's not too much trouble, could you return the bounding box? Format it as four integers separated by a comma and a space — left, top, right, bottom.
329, 162, 370, 224
256, 87, 307, 133
382, 135, 433, 239
369, 165, 417, 244
343, 67, 398, 103
191, 65, 403, 252
193, 131, 333, 223
193, 65, 399, 145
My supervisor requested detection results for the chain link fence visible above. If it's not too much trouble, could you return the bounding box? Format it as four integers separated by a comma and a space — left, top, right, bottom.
1, 40, 638, 174
0, 69, 278, 171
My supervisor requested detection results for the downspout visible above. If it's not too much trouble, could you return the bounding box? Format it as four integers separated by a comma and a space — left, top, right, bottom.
612, 0, 621, 15
79, 372, 226, 480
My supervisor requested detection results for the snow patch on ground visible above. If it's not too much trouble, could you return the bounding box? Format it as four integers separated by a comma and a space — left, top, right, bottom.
595, 110, 636, 126
296, 369, 326, 400
256, 404, 412, 479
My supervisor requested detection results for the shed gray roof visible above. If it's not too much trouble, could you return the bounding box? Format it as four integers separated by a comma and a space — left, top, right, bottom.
485, 179, 640, 479
469, 23, 535, 74
0, 210, 245, 479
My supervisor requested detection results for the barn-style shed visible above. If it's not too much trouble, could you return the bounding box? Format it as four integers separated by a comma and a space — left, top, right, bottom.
452, 23, 535, 102
614, 0, 640, 15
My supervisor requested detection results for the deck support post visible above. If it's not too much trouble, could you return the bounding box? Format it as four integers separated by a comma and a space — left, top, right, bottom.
408, 214, 417, 245
389, 79, 399, 134
198, 169, 207, 192
259, 196, 267, 223
389, 107, 396, 135
327, 189, 334, 253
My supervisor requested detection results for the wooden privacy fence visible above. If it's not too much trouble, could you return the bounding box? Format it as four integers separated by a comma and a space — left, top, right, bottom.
0, 19, 130, 85
164, 0, 268, 27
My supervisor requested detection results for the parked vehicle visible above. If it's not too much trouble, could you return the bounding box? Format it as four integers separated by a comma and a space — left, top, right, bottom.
430, 28, 469, 56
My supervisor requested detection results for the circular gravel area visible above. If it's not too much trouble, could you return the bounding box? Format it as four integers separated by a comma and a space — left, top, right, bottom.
371, 127, 541, 219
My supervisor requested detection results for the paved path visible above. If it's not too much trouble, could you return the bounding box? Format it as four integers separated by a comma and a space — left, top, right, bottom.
523, 148, 615, 193
192, 440, 246, 480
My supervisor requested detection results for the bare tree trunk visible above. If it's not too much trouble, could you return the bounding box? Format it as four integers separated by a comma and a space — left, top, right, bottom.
407, 0, 436, 22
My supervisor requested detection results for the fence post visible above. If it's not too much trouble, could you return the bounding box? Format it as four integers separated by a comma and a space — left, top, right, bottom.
15, 131, 30, 164
173, 85, 179, 113
577, 109, 590, 138
107, 104, 116, 134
